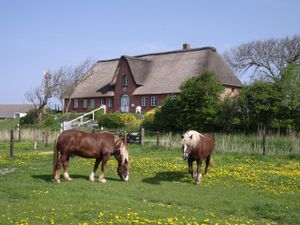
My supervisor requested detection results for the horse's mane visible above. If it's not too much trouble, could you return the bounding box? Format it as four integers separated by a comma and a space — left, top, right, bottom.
182, 130, 203, 148
114, 135, 128, 164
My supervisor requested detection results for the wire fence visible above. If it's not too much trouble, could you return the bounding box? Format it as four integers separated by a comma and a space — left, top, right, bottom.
0, 128, 299, 156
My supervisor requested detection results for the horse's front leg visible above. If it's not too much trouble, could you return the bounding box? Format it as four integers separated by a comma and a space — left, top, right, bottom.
195, 159, 202, 185
89, 158, 101, 182
99, 155, 109, 183
188, 158, 194, 178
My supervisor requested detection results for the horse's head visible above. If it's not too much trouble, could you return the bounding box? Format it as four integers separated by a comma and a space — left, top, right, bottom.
115, 139, 130, 181
181, 130, 201, 160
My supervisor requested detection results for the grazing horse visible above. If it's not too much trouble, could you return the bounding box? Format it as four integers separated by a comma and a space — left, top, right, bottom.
181, 130, 214, 184
53, 129, 129, 183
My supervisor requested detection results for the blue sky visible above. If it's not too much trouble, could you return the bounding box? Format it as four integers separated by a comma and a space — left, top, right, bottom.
0, 0, 299, 104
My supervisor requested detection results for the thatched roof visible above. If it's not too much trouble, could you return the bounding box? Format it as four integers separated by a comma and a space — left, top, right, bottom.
71, 46, 242, 98
71, 59, 118, 98
0, 104, 33, 119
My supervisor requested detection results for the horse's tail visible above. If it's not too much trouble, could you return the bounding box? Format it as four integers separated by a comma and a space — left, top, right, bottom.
53, 137, 59, 175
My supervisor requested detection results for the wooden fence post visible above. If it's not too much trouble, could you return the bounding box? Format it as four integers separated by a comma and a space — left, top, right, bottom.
17, 124, 21, 142
168, 131, 173, 148
141, 128, 144, 146
45, 130, 49, 147
262, 128, 266, 155
124, 131, 127, 145
34, 129, 38, 150
10, 129, 14, 158
156, 131, 160, 148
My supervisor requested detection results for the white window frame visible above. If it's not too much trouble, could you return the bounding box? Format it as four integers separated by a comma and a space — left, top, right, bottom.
108, 98, 113, 108
90, 99, 95, 109
122, 75, 128, 87
73, 99, 79, 109
151, 96, 157, 106
141, 96, 148, 106
100, 98, 105, 106
83, 99, 88, 109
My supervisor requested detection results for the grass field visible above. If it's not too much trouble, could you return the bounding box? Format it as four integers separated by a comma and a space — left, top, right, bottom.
0, 142, 299, 225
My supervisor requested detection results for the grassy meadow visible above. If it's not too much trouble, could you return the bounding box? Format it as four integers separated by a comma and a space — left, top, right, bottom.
0, 140, 299, 225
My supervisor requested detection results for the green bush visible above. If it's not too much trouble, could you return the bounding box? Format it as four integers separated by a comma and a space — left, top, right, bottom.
97, 113, 125, 129
20, 109, 39, 126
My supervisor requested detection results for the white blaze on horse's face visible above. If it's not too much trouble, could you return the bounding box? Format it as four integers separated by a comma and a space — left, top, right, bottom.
181, 135, 193, 160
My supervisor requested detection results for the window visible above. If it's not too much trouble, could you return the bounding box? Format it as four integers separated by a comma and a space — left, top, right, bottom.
83, 99, 88, 109
141, 96, 148, 106
73, 99, 79, 109
100, 98, 105, 106
90, 99, 95, 109
122, 75, 128, 86
108, 98, 113, 108
151, 96, 157, 106
120, 95, 129, 112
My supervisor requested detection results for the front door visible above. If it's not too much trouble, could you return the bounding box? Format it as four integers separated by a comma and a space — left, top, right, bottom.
120, 95, 129, 112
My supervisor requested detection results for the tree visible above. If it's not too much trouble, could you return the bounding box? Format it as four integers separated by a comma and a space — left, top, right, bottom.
238, 81, 282, 132
276, 62, 300, 131
52, 58, 94, 113
179, 71, 224, 131
25, 71, 61, 122
153, 95, 183, 132
218, 96, 241, 132
223, 35, 300, 82
153, 71, 223, 132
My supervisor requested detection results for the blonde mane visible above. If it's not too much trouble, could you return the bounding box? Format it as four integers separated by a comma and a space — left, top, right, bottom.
120, 142, 129, 164
182, 130, 203, 148
113, 135, 128, 164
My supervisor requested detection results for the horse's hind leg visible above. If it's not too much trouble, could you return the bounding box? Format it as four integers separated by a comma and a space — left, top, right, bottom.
55, 155, 68, 183
89, 158, 101, 182
204, 155, 211, 175
63, 156, 72, 181
99, 155, 109, 183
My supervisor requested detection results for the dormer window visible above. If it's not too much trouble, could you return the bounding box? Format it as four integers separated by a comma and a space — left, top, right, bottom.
122, 75, 128, 87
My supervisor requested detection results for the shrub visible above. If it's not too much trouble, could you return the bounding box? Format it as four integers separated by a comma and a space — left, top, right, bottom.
141, 109, 157, 131
97, 113, 124, 129
119, 113, 140, 126
20, 109, 40, 126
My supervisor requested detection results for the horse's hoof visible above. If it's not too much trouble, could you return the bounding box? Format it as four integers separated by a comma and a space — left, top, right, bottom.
99, 178, 107, 183
65, 178, 72, 181
55, 179, 61, 183
89, 175, 95, 182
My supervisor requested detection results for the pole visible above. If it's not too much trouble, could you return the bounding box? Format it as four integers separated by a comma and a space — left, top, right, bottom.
10, 129, 14, 158
141, 128, 145, 145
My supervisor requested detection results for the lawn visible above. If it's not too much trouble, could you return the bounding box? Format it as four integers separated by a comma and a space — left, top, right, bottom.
0, 141, 299, 225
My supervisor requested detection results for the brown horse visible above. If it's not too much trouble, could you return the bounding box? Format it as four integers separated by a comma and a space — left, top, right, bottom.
181, 130, 214, 184
53, 129, 129, 183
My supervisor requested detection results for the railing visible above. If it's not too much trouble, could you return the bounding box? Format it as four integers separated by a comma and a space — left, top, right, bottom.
62, 105, 106, 131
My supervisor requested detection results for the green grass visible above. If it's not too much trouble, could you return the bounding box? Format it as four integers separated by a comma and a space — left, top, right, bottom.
0, 143, 299, 225
0, 119, 19, 129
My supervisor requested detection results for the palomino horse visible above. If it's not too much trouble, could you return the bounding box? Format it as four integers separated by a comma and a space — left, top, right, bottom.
53, 130, 129, 183
181, 130, 214, 184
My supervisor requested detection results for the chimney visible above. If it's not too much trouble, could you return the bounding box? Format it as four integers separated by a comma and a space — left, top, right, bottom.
183, 43, 190, 50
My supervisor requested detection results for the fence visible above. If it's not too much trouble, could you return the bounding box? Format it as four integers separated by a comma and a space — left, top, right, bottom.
1, 128, 299, 156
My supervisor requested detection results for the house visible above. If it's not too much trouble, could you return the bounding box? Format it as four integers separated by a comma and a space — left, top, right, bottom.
0, 104, 33, 120
66, 44, 242, 114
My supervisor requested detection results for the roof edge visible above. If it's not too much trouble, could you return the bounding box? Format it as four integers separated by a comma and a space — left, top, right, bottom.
96, 46, 217, 63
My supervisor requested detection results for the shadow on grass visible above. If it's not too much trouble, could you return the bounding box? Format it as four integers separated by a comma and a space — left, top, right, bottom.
31, 174, 121, 182
142, 171, 188, 185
